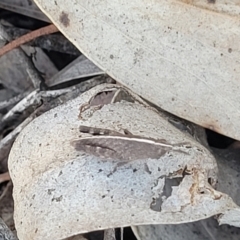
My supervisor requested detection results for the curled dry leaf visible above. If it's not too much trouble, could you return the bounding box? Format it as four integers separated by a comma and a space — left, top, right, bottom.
8, 84, 240, 239
33, 0, 240, 140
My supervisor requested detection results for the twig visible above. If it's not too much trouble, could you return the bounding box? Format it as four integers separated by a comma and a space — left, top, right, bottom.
1, 87, 80, 122
0, 24, 58, 57
2, 90, 41, 122
0, 172, 10, 184
0, 92, 29, 112
4, 26, 79, 55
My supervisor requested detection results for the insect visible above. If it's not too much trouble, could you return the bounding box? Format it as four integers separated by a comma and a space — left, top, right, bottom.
73, 126, 190, 161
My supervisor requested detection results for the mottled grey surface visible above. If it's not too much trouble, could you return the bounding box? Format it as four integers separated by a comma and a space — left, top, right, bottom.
0, 217, 18, 240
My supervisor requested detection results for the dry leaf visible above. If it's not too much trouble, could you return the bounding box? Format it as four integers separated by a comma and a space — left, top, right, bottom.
33, 0, 240, 140
8, 84, 240, 239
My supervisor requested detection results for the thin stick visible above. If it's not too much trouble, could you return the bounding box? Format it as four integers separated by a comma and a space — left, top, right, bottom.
0, 92, 29, 111
0, 24, 58, 57
0, 172, 10, 184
